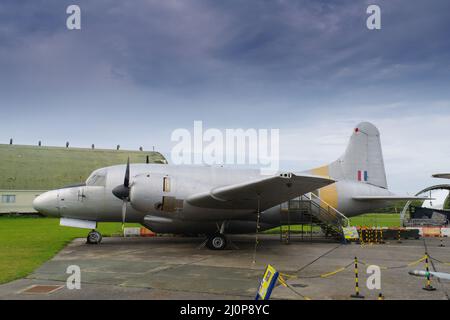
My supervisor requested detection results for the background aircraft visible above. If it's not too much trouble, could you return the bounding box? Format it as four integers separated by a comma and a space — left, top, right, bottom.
433, 174, 450, 179
33, 122, 425, 249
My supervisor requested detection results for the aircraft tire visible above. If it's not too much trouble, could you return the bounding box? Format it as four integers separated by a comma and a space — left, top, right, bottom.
87, 230, 102, 244
206, 234, 227, 250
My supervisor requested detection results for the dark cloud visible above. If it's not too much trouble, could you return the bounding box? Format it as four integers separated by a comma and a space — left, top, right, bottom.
1, 0, 449, 97
0, 0, 449, 192
0, 1, 449, 131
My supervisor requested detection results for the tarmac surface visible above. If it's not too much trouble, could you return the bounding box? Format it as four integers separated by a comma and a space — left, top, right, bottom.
1, 235, 449, 300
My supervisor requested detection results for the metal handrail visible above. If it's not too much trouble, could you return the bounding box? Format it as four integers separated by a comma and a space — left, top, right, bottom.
294, 194, 344, 231
309, 193, 350, 227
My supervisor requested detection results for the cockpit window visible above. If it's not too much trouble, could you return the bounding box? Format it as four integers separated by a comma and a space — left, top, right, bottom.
86, 169, 107, 186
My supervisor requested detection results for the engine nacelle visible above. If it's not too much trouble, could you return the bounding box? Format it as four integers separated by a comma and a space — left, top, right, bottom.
130, 173, 163, 213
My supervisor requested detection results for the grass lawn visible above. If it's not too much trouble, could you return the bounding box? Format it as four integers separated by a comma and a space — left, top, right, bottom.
0, 216, 139, 284
0, 213, 401, 285
264, 213, 401, 234
349, 213, 401, 227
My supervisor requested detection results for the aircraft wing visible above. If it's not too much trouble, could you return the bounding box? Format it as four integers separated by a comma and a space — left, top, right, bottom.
433, 173, 450, 179
353, 196, 431, 201
186, 173, 334, 211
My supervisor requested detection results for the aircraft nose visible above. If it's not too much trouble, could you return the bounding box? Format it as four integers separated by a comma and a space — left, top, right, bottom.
33, 191, 59, 216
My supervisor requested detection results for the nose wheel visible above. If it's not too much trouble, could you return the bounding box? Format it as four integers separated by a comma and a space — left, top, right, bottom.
206, 233, 227, 250
87, 230, 102, 244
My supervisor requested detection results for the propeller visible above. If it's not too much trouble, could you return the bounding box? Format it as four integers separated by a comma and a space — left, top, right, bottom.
112, 158, 131, 229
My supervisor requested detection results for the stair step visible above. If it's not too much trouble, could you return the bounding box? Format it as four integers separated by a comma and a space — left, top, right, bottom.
280, 193, 348, 242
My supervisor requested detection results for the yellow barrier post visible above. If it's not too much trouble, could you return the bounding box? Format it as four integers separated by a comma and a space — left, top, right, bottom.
363, 227, 367, 244
423, 253, 436, 291
397, 229, 402, 244
440, 235, 445, 247
375, 227, 378, 244
358, 228, 364, 246
379, 228, 384, 244
378, 292, 385, 300
350, 257, 365, 299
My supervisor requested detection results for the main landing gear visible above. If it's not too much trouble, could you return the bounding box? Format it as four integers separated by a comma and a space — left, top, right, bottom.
205, 222, 228, 250
206, 233, 227, 250
87, 230, 102, 244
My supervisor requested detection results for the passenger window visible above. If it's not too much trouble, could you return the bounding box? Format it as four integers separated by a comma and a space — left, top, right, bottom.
163, 177, 170, 192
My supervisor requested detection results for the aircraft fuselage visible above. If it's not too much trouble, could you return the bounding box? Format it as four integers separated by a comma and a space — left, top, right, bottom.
34, 163, 393, 234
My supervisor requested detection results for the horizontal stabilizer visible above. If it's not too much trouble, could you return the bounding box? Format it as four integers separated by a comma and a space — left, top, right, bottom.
353, 196, 432, 201
187, 173, 335, 211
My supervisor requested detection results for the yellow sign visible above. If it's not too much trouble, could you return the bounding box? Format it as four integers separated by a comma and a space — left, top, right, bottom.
343, 227, 360, 240
256, 265, 279, 300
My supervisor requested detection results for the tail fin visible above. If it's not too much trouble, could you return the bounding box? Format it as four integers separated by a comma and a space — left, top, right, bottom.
312, 122, 388, 189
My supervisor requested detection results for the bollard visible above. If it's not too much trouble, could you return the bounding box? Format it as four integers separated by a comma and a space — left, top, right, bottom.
367, 228, 370, 245
375, 227, 378, 244
423, 253, 436, 291
397, 229, 402, 243
378, 293, 385, 300
359, 228, 365, 246
379, 228, 384, 244
350, 257, 365, 299
440, 236, 445, 248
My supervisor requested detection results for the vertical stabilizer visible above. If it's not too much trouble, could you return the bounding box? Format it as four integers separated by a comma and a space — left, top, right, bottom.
312, 122, 388, 189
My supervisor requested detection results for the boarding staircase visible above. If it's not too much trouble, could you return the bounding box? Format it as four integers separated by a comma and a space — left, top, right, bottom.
279, 192, 349, 243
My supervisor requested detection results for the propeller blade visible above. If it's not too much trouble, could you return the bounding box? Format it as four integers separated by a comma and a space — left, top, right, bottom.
124, 158, 130, 188
121, 200, 127, 229
112, 158, 131, 200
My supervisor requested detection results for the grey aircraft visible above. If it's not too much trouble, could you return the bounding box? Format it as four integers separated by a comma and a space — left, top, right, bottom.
33, 122, 424, 249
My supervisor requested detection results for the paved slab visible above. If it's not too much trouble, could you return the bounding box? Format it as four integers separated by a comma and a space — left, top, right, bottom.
0, 235, 449, 300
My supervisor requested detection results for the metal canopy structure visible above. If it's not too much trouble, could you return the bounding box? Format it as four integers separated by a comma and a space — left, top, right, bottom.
401, 184, 450, 227
415, 184, 450, 195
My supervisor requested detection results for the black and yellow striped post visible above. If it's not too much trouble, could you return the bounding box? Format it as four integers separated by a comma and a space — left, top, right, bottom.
439, 235, 445, 247
397, 229, 402, 243
378, 293, 385, 300
351, 257, 365, 299
374, 227, 378, 244
423, 252, 436, 291
358, 228, 364, 246
379, 228, 385, 244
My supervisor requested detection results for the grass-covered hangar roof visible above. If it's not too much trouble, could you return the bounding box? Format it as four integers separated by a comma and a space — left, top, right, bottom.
0, 144, 167, 190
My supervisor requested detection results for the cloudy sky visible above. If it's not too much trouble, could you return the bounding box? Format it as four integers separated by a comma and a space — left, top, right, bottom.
1, 0, 449, 192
